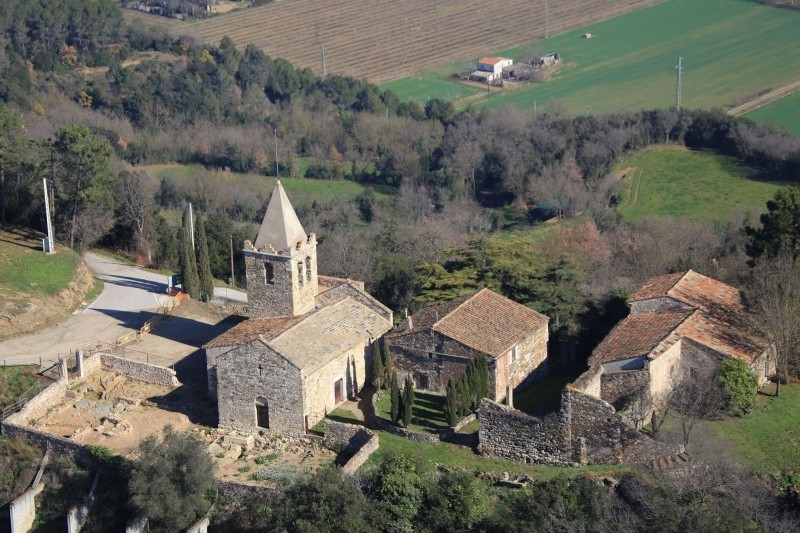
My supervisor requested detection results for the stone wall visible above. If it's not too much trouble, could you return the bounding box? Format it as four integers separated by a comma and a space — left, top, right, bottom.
217, 479, 280, 503
1, 423, 90, 466
751, 346, 776, 386
9, 482, 40, 533
478, 388, 683, 466
501, 326, 549, 400
5, 379, 66, 425
100, 354, 180, 387
342, 434, 378, 476
477, 399, 571, 465
601, 369, 649, 408
186, 516, 209, 533
323, 420, 379, 475
571, 364, 603, 397
244, 236, 317, 318
216, 342, 305, 436
304, 345, 368, 430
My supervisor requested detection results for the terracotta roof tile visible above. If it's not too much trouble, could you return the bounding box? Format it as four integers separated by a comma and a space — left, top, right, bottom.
605, 270, 769, 364
432, 288, 548, 357
628, 272, 685, 302
591, 310, 695, 364
203, 316, 300, 349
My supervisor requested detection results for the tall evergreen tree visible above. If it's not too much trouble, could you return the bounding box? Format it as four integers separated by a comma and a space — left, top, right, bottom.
195, 216, 214, 302
372, 339, 384, 390
402, 375, 414, 427
179, 212, 200, 299
390, 371, 400, 424
382, 338, 394, 385
445, 379, 459, 426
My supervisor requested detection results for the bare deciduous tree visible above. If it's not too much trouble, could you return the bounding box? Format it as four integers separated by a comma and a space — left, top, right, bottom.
116, 171, 156, 262
744, 252, 800, 396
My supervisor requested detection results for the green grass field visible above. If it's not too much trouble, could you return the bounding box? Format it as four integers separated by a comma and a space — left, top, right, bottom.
375, 391, 449, 433
0, 366, 40, 411
614, 145, 784, 222
383, 0, 800, 114
744, 92, 800, 138
145, 164, 394, 209
0, 227, 81, 295
711, 383, 800, 475
383, 70, 483, 103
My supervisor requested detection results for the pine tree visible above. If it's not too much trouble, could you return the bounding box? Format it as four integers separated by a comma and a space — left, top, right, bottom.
390, 371, 400, 424
402, 375, 413, 427
382, 338, 394, 386
195, 216, 214, 302
179, 224, 200, 299
372, 340, 384, 390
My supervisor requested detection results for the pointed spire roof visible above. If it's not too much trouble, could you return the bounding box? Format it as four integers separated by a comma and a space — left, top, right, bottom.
254, 181, 307, 252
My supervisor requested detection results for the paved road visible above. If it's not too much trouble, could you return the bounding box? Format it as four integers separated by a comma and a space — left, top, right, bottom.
0, 253, 245, 366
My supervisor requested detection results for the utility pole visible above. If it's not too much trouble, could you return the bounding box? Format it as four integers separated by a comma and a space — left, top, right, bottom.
533, 100, 537, 119
545, 0, 549, 39
229, 234, 235, 287
42, 178, 54, 253
675, 56, 683, 110
320, 44, 327, 79
274, 128, 279, 178
188, 202, 195, 251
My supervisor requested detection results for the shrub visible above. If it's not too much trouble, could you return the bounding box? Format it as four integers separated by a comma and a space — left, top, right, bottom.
719, 358, 758, 415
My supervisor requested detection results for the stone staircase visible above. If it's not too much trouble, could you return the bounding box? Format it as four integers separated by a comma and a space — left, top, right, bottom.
649, 451, 691, 475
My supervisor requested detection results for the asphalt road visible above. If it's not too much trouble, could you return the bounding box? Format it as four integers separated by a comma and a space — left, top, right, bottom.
0, 253, 246, 366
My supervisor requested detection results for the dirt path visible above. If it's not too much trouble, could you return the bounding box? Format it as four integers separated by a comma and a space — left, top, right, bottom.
728, 78, 800, 116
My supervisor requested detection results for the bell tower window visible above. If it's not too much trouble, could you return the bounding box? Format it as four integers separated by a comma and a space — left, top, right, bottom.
305, 256, 312, 281
297, 262, 304, 285
263, 263, 274, 285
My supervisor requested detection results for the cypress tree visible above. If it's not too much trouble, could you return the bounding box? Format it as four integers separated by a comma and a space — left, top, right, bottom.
382, 338, 393, 386
477, 355, 490, 401
179, 225, 200, 299
196, 217, 214, 302
372, 340, 384, 390
390, 371, 400, 424
402, 375, 413, 427
455, 376, 468, 418
445, 379, 459, 426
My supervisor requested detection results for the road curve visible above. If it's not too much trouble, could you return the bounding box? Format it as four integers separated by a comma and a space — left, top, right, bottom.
0, 253, 173, 366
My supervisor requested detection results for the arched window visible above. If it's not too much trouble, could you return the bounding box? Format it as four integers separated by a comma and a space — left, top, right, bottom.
297, 262, 304, 285
263, 263, 274, 285
305, 256, 312, 282
255, 396, 269, 429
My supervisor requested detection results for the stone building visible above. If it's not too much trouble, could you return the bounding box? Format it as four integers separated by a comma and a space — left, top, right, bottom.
204, 182, 392, 436
586, 270, 773, 412
385, 288, 549, 402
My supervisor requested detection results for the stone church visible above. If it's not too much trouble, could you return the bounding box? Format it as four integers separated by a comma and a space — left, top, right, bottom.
204, 182, 392, 436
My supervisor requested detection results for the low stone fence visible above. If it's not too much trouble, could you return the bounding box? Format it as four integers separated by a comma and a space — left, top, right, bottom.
217, 479, 280, 503
323, 420, 380, 475
100, 354, 180, 387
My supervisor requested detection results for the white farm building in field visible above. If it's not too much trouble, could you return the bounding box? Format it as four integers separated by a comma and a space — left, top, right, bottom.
470, 57, 513, 82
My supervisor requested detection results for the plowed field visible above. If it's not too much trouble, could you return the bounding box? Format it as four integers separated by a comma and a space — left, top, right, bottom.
123, 0, 662, 82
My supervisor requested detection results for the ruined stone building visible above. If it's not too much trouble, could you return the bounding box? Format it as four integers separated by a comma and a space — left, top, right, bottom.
586, 270, 772, 411
204, 182, 392, 436
386, 288, 549, 402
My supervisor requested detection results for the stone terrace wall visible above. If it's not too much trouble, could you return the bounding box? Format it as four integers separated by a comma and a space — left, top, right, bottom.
7, 378, 67, 424
100, 354, 180, 387
1, 423, 89, 466
342, 434, 378, 476
477, 400, 571, 465
217, 479, 280, 503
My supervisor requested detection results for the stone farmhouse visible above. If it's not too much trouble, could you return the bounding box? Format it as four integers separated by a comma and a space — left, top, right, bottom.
586, 269, 773, 412
204, 182, 392, 436
386, 288, 549, 403
477, 270, 772, 466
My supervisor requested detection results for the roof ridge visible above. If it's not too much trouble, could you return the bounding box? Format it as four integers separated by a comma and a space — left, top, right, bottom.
646, 308, 699, 360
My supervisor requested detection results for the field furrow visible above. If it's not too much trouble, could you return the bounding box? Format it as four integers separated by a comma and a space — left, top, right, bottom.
123, 0, 661, 82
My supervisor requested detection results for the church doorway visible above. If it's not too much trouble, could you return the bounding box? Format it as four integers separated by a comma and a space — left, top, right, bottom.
334, 378, 344, 404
